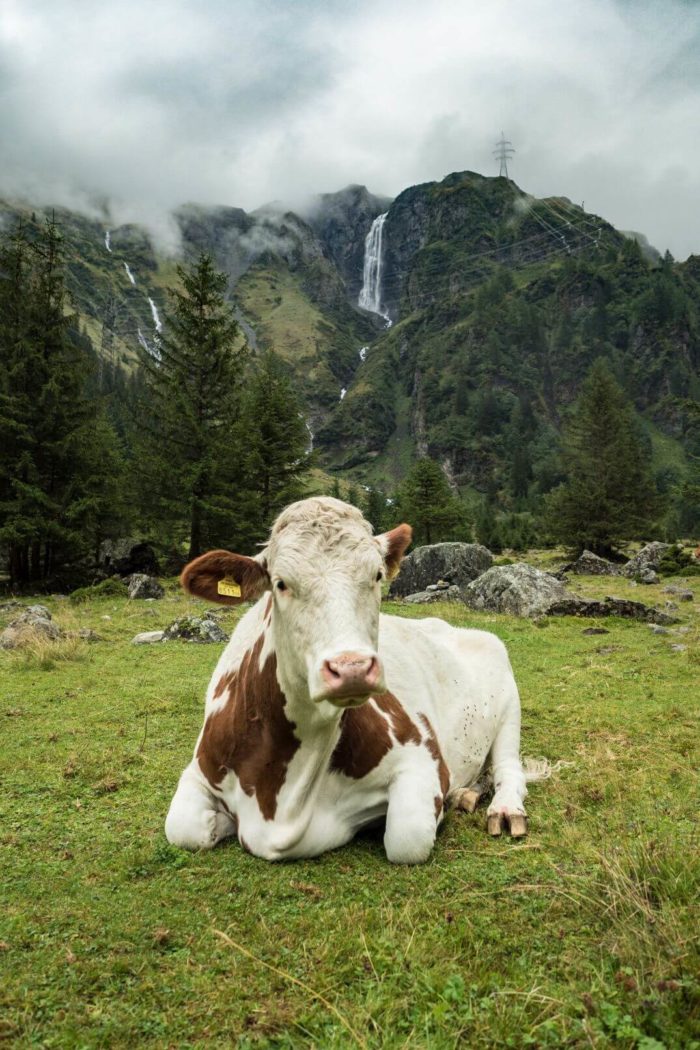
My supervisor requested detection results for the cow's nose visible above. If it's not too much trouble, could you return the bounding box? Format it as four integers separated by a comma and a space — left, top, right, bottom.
321, 651, 382, 698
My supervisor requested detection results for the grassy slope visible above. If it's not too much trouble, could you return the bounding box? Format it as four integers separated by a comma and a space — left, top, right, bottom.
1, 578, 698, 1049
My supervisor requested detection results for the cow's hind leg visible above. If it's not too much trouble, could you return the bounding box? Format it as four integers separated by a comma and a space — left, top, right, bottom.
487, 705, 528, 838
165, 762, 236, 850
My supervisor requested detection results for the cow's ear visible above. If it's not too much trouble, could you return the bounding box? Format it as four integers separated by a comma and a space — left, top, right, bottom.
180, 550, 270, 605
378, 524, 412, 580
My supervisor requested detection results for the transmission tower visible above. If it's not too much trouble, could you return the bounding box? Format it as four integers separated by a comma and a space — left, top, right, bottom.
493, 132, 515, 179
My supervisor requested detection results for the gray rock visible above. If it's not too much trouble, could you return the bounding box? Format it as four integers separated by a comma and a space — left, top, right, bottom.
403, 586, 464, 604
131, 630, 166, 645
76, 629, 102, 643
0, 600, 24, 613
0, 613, 61, 649
126, 574, 165, 600
623, 542, 671, 579
570, 550, 621, 576
582, 627, 609, 635
548, 596, 677, 626
638, 568, 659, 585
462, 564, 568, 618
649, 625, 669, 634
389, 542, 493, 599
662, 586, 694, 601
162, 616, 228, 643
24, 604, 52, 620
670, 644, 687, 652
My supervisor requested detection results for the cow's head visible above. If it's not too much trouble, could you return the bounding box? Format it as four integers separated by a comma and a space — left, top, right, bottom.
181, 498, 412, 710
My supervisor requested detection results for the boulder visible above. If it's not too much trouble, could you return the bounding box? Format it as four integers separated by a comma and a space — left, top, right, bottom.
162, 616, 228, 643
131, 630, 165, 645
100, 537, 160, 577
462, 564, 568, 618
403, 585, 464, 604
623, 542, 671, 579
569, 550, 621, 576
389, 543, 493, 599
126, 574, 165, 600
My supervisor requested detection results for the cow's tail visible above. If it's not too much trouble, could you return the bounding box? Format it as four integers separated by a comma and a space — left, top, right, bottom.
522, 757, 570, 783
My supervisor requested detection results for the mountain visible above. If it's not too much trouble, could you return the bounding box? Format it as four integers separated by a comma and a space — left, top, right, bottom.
2, 170, 699, 514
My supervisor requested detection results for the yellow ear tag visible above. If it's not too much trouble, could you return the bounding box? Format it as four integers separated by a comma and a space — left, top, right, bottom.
217, 576, 241, 598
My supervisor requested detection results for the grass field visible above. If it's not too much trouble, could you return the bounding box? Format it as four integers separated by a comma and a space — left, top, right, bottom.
1, 575, 698, 1048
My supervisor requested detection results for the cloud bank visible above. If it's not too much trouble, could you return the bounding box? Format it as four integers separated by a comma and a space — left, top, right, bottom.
1, 0, 699, 257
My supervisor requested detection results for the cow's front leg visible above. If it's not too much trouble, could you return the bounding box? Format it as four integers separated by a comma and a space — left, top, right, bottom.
384, 769, 439, 864
165, 762, 236, 850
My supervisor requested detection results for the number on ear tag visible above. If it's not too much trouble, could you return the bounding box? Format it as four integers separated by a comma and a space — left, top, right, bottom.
217, 576, 241, 598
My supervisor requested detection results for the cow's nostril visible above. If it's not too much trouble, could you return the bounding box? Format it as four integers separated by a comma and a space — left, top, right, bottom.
325, 661, 341, 680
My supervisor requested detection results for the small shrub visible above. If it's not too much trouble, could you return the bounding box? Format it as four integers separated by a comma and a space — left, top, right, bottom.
658, 545, 700, 577
69, 577, 128, 603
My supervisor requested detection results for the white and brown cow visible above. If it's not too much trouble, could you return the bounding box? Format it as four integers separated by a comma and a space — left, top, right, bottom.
165, 497, 544, 864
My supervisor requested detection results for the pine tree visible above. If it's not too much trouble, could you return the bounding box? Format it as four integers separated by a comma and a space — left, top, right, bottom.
396, 458, 470, 546
546, 359, 661, 554
364, 487, 388, 533
137, 253, 248, 560
239, 350, 311, 538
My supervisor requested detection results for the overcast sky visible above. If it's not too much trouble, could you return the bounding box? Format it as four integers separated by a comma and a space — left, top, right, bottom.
2, 0, 699, 257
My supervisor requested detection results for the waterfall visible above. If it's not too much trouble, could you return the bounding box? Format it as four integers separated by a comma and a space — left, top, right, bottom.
339, 387, 347, 401
358, 212, 391, 325
104, 230, 112, 253
137, 327, 150, 353
124, 262, 136, 285
359, 345, 368, 362
148, 297, 162, 332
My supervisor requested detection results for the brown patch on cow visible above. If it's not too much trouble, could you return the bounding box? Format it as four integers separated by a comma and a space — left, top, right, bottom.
419, 714, 450, 796
213, 669, 236, 701
330, 690, 420, 779
382, 524, 413, 579
330, 701, 392, 779
181, 550, 270, 606
374, 692, 421, 746
197, 635, 299, 820
434, 794, 444, 821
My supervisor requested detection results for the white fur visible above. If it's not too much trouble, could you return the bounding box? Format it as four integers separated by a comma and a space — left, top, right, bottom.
165, 498, 534, 864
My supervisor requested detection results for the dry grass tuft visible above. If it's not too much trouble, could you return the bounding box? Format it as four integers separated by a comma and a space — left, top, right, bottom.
7, 627, 90, 670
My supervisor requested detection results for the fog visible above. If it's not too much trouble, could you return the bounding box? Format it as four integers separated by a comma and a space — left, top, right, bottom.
1, 0, 699, 257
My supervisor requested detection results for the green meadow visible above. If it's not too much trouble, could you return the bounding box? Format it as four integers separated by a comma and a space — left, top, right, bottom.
1, 576, 698, 1049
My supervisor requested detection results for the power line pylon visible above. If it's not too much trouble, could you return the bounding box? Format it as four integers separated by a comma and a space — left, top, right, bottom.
493, 132, 515, 179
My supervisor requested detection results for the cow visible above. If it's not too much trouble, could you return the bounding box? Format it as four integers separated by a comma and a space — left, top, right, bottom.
165, 497, 547, 864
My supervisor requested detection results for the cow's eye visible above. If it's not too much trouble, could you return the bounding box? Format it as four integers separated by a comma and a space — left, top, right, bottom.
276, 580, 287, 592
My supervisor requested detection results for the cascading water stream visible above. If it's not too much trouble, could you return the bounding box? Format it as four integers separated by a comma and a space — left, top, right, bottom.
124, 262, 136, 285
104, 230, 112, 252
148, 297, 163, 333
358, 212, 391, 326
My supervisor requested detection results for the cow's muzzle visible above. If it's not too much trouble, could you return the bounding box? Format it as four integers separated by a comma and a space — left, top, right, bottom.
318, 651, 384, 703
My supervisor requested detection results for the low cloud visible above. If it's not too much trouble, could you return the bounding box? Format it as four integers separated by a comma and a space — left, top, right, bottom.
1, 0, 699, 258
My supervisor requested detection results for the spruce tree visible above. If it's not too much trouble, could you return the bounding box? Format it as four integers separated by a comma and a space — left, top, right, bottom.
239, 350, 310, 537
396, 458, 470, 546
546, 359, 660, 554
137, 252, 248, 560
0, 215, 126, 586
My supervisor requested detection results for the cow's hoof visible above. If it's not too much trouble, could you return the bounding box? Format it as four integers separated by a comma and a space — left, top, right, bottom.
487, 812, 528, 838
453, 788, 481, 814
487, 813, 503, 836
